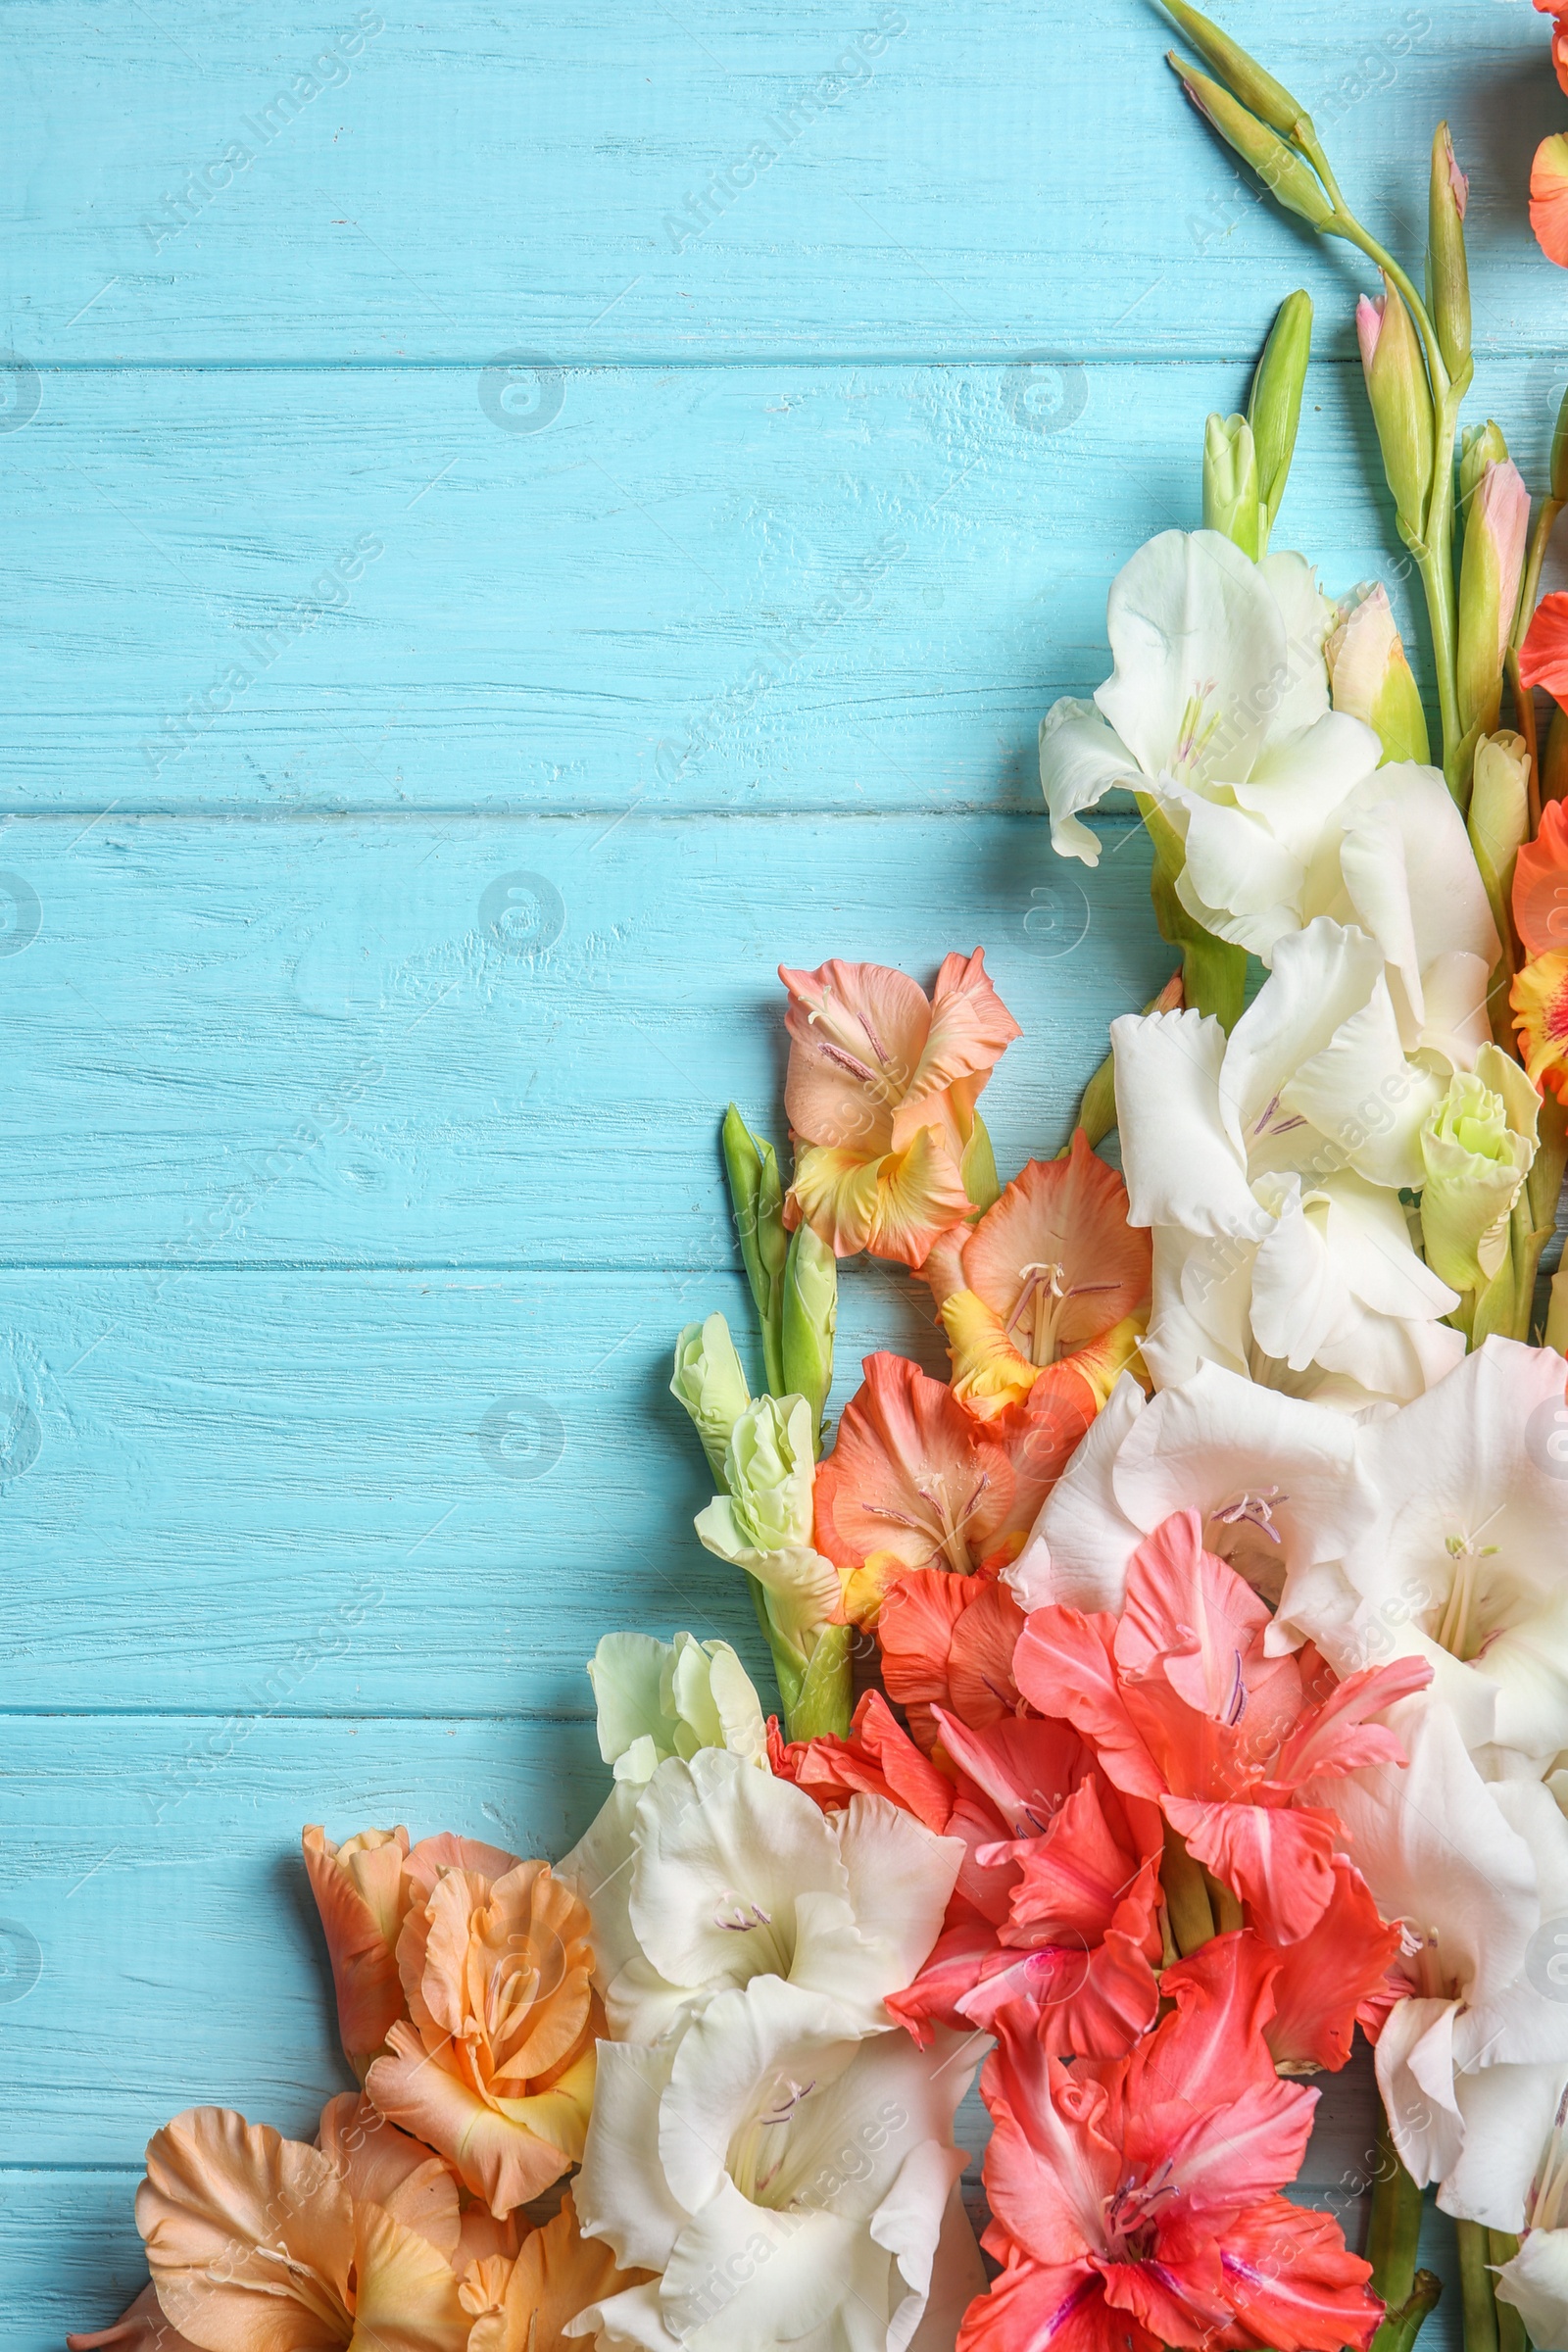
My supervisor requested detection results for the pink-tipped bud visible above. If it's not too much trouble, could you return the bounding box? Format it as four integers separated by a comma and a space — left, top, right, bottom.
1355, 292, 1383, 373
1458, 448, 1531, 742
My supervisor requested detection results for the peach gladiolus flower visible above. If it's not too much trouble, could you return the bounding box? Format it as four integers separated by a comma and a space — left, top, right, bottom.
813, 1351, 1093, 1625
367, 1854, 599, 2218
780, 949, 1021, 1267
930, 1130, 1152, 1419
1535, 131, 1568, 267
459, 2193, 651, 2352
1512, 798, 1568, 1099
302, 1824, 523, 2081
135, 2094, 472, 2348
67, 2285, 204, 2351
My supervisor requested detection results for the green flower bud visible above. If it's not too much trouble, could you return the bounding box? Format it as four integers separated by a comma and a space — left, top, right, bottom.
587, 1628, 768, 1785
1553, 381, 1568, 508
721, 1103, 787, 1394
1419, 1045, 1538, 1294
1168, 57, 1334, 230
1427, 123, 1471, 383
780, 1219, 837, 1452
1327, 584, 1430, 767
670, 1311, 753, 1483
1458, 420, 1507, 513
1161, 0, 1311, 142
1202, 413, 1262, 558
1457, 459, 1529, 743
1355, 274, 1435, 548
1248, 290, 1313, 543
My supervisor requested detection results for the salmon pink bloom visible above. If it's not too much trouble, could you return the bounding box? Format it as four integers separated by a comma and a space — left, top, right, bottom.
780, 949, 1021, 1267
879, 1565, 1026, 1747
1536, 122, 1568, 266
1512, 796, 1568, 1100
814, 1351, 1094, 1626
958, 1936, 1384, 2352
932, 1131, 1152, 1420
366, 1851, 600, 2218
1540, 0, 1568, 94
1014, 1509, 1431, 1944
301, 1823, 414, 2081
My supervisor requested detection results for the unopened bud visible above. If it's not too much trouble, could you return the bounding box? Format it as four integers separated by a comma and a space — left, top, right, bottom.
720, 1104, 787, 1396
1161, 1, 1311, 141
1202, 413, 1261, 558
1355, 274, 1434, 547
779, 1219, 837, 1453
1248, 290, 1312, 543
1327, 583, 1430, 767
1459, 419, 1507, 514
1169, 57, 1334, 230
671, 1313, 753, 1483
1552, 378, 1568, 507
1457, 459, 1530, 742
1468, 730, 1532, 974
1427, 123, 1471, 382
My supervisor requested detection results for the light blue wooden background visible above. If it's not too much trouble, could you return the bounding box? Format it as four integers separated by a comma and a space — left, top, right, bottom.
2, 1, 1555, 2337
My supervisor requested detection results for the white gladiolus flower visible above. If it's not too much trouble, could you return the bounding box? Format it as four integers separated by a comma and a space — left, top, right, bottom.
587, 1630, 770, 1788
565, 1975, 983, 2352
1039, 531, 1496, 1058
569, 1747, 960, 2048
1110, 919, 1463, 1410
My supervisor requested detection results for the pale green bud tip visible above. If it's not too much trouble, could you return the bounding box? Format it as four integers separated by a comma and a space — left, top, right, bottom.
1326, 583, 1430, 768
588, 1628, 768, 1783
1354, 275, 1435, 544
1249, 290, 1312, 532
1202, 414, 1261, 558
1168, 56, 1333, 230
671, 1312, 753, 1480
1420, 1047, 1538, 1293
1160, 0, 1310, 141
1459, 420, 1508, 512
780, 1220, 837, 1440
1428, 122, 1471, 380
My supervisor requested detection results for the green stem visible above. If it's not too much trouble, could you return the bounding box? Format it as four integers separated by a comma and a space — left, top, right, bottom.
1515, 496, 1563, 656
1490, 2234, 1526, 2352
1160, 1821, 1216, 1954
1457, 2220, 1500, 2352
1367, 2117, 1424, 2315
786, 1623, 854, 1742
1373, 2273, 1444, 2352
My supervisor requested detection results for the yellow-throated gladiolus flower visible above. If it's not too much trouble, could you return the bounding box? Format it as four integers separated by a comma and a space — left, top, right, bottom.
780, 949, 1020, 1268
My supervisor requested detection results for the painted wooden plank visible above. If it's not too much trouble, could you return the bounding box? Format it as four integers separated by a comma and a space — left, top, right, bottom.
0, 1261, 963, 1714
0, 0, 1551, 364
4, 355, 1565, 816
0, 812, 1171, 1267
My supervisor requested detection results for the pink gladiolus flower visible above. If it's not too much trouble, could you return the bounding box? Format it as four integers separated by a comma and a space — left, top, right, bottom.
780, 948, 1021, 1267
1014, 1509, 1431, 1945
957, 1936, 1385, 2352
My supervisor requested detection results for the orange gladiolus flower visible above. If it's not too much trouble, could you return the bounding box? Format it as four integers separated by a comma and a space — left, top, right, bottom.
1535, 130, 1568, 267
878, 1566, 1026, 1748
1512, 799, 1568, 1098
366, 1854, 599, 2218
812, 1350, 1093, 1625
1541, 0, 1568, 93
932, 1129, 1152, 1418
780, 948, 1021, 1267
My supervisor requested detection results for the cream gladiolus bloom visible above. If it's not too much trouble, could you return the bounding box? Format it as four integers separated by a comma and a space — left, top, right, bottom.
1040, 532, 1496, 1060
1110, 919, 1463, 1410
574, 1747, 961, 2048
587, 1631, 769, 1788
566, 1976, 982, 2352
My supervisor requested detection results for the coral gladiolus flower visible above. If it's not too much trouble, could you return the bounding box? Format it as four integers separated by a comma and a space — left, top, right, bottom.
1521, 594, 1568, 709
1538, 132, 1568, 267
366, 1856, 600, 2217
780, 950, 1021, 1267
958, 1936, 1384, 2352
815, 1351, 1093, 1625
1511, 799, 1568, 1099
934, 1132, 1152, 1419
1014, 1510, 1431, 1944
879, 1565, 1026, 1746
1541, 0, 1568, 94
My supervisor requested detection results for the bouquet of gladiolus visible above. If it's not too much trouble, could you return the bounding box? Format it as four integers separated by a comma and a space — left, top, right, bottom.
63, 7, 1568, 2351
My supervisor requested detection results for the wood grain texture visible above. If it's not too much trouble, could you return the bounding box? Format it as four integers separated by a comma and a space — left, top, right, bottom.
0, 812, 1169, 1265
0, 0, 1555, 364
1, 0, 1512, 2332
3, 354, 1566, 816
